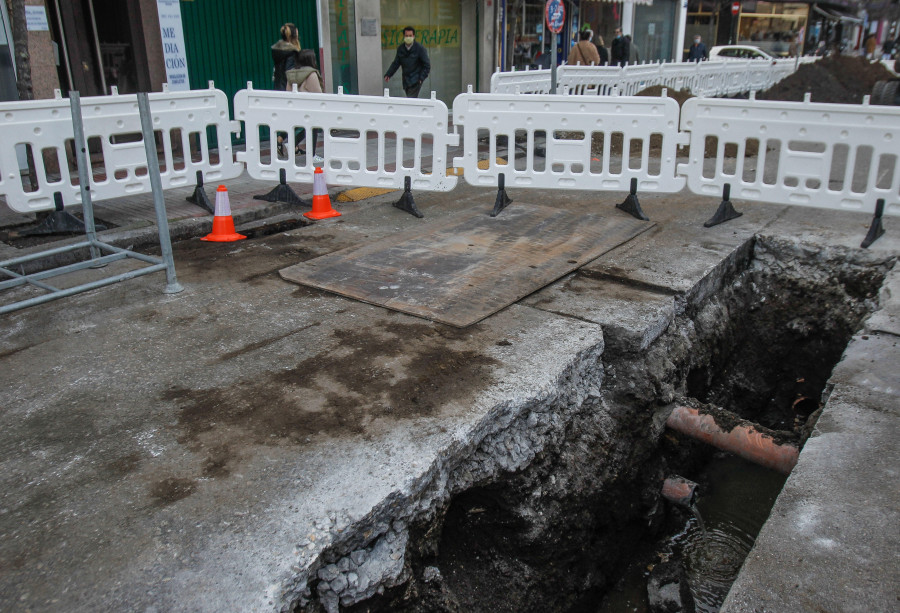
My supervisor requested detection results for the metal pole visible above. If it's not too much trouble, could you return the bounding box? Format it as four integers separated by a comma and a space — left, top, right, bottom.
69, 91, 102, 261
51, 0, 75, 91
85, 0, 108, 95
136, 92, 183, 294
551, 31, 558, 93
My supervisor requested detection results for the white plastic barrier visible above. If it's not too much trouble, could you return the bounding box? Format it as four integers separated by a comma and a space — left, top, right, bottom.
679, 93, 900, 215
0, 84, 242, 213
490, 67, 553, 94
556, 65, 623, 95
234, 85, 458, 192
499, 58, 814, 98
452, 88, 687, 193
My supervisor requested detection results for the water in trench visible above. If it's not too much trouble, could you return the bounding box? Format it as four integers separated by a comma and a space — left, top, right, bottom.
596, 454, 787, 613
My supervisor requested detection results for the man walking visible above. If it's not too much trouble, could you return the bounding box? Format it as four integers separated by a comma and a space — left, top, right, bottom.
384, 27, 431, 98
611, 27, 629, 67
688, 35, 708, 62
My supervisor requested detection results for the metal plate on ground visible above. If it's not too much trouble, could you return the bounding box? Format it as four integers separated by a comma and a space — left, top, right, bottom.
279, 203, 654, 327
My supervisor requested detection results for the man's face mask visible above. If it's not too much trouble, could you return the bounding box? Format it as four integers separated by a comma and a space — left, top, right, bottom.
404, 35, 414, 45
694, 38, 701, 44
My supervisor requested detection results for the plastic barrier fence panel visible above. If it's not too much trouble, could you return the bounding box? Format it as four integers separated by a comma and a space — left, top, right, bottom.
679, 95, 900, 215
490, 68, 553, 94
557, 65, 622, 95
0, 85, 242, 214
234, 86, 459, 192
452, 89, 687, 193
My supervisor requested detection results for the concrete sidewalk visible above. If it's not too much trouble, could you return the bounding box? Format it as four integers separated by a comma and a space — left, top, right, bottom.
0, 177, 898, 612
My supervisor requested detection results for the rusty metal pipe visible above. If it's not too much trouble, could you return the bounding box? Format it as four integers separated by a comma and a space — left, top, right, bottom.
662, 476, 698, 508
666, 405, 799, 474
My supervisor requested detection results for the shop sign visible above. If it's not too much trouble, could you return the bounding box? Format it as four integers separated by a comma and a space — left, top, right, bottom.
545, 0, 565, 35
157, 0, 189, 91
382, 26, 460, 48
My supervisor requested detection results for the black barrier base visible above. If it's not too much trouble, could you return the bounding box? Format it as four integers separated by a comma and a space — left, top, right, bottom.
861, 199, 886, 249
703, 200, 743, 227
616, 178, 649, 221
254, 168, 305, 206
393, 176, 423, 218
186, 171, 215, 214
703, 184, 742, 228
19, 192, 106, 236
490, 173, 513, 217
19, 210, 105, 236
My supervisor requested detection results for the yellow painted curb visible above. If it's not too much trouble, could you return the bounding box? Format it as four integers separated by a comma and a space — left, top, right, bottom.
336, 187, 396, 202
478, 157, 507, 169
448, 158, 507, 177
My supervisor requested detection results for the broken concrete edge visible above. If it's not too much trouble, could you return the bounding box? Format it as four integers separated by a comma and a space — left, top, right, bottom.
863, 258, 900, 337
276, 339, 607, 611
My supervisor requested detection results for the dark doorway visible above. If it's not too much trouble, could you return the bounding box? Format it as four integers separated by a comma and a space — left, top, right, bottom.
50, 0, 151, 96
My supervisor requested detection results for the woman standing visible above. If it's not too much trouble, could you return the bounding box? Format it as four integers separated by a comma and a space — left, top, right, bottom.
286, 49, 325, 163
595, 35, 609, 66
568, 30, 601, 66
271, 23, 300, 92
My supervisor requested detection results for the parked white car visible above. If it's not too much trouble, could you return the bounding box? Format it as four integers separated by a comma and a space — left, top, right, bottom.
709, 45, 775, 61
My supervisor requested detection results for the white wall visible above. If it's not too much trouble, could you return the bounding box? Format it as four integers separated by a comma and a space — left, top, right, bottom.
479, 0, 495, 92
355, 0, 383, 95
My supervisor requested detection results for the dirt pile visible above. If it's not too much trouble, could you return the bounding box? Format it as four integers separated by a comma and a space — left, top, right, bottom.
759, 55, 895, 104
636, 85, 694, 108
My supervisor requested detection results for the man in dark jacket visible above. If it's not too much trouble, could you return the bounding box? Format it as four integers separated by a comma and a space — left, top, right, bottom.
384, 27, 431, 98
610, 27, 629, 67
688, 35, 708, 62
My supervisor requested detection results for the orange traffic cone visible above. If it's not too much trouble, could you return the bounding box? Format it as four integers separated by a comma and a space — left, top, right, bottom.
202, 185, 246, 242
304, 167, 341, 220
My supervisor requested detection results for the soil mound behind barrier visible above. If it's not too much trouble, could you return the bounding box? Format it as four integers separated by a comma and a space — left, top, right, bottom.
758, 55, 895, 104
635, 85, 694, 108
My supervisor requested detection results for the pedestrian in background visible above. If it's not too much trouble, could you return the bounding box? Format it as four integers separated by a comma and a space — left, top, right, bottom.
384, 27, 431, 98
626, 34, 640, 64
286, 49, 325, 163
271, 23, 300, 157
569, 29, 601, 66
611, 27, 629, 67
788, 35, 799, 58
688, 35, 708, 62
865, 34, 877, 60
271, 23, 300, 92
595, 35, 609, 66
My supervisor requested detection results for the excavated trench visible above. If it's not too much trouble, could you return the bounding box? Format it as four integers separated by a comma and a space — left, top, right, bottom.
290, 236, 894, 613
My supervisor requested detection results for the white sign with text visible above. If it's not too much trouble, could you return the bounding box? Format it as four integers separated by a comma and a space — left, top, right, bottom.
156, 0, 189, 91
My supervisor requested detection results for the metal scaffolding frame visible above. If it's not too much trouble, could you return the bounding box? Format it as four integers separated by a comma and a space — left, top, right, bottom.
0, 91, 183, 314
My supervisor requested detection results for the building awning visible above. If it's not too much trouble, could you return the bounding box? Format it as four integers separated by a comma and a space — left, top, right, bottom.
812, 6, 863, 24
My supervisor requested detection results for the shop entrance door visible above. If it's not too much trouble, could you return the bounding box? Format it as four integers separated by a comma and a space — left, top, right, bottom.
380, 0, 462, 106
50, 0, 151, 96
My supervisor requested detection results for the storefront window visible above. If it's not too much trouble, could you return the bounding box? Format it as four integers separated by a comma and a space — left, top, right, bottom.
737, 2, 808, 57
381, 0, 461, 106
509, 1, 547, 70
580, 0, 620, 65
633, 0, 678, 62
506, 0, 579, 70
686, 0, 718, 53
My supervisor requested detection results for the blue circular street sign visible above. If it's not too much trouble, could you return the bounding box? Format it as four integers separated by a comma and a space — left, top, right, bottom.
545, 0, 565, 35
